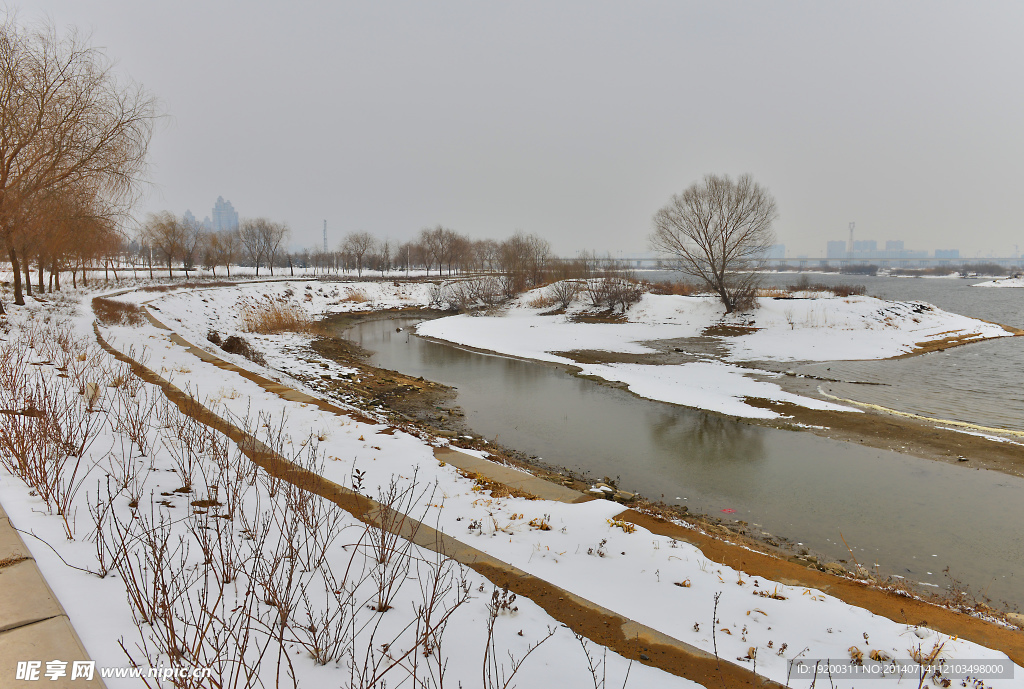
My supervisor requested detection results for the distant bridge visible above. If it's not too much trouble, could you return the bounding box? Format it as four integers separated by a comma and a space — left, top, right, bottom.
582, 256, 1024, 270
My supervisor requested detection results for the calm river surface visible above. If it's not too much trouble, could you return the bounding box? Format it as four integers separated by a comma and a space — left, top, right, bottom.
339, 275, 1024, 607
757, 274, 1024, 434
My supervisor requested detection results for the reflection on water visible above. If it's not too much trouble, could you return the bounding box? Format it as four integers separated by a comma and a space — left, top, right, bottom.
341, 317, 1024, 608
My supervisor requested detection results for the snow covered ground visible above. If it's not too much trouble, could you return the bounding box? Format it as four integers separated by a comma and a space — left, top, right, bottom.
1, 280, 1021, 688
973, 276, 1024, 288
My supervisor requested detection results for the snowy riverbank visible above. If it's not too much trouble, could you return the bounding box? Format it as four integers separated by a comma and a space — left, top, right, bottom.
973, 276, 1024, 288
1, 279, 1021, 687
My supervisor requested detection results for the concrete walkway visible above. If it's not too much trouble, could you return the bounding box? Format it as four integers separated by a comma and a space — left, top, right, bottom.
0, 502, 105, 687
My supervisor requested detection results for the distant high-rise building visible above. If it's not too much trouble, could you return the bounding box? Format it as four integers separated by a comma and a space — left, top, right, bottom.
183, 209, 198, 226
935, 249, 960, 259
826, 240, 847, 258
853, 240, 877, 253
885, 240, 904, 251
212, 196, 239, 232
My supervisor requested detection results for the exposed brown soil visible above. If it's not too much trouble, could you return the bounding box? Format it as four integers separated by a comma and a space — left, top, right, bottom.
742, 397, 1024, 478
551, 349, 665, 365
701, 323, 760, 337
899, 328, 1024, 358
568, 310, 628, 323
307, 309, 464, 428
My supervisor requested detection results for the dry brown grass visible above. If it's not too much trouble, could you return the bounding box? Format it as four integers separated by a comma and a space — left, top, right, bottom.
647, 280, 702, 296
527, 293, 557, 309
239, 301, 312, 334
92, 297, 146, 326
341, 291, 368, 303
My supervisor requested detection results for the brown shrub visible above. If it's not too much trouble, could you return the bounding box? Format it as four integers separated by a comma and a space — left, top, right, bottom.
220, 335, 267, 366
787, 280, 866, 297
92, 297, 145, 326
829, 283, 867, 297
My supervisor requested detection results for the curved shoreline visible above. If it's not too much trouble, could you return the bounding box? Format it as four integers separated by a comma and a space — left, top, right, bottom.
406, 316, 1024, 479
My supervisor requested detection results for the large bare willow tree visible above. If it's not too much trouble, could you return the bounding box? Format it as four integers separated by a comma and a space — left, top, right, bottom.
650, 173, 778, 313
0, 15, 158, 305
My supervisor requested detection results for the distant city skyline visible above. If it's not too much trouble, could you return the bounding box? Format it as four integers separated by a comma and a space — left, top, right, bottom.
183, 197, 239, 234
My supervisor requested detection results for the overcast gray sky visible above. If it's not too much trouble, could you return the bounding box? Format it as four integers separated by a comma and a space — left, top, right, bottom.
20, 1, 1024, 257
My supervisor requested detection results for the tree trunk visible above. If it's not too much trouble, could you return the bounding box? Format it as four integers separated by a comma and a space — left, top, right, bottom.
9, 249, 24, 305
288, 256, 293, 276
23, 258, 32, 297
52, 259, 60, 291
38, 260, 45, 293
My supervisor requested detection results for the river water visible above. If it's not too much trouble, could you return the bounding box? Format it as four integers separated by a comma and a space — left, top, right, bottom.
754, 274, 1024, 434
341, 284, 1024, 608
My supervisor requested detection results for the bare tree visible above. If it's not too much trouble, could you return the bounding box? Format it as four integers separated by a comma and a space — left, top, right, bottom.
217, 228, 239, 277
142, 212, 186, 278
0, 16, 158, 305
180, 216, 204, 279
238, 218, 265, 276
650, 173, 777, 313
378, 238, 391, 274
201, 230, 222, 277
498, 232, 551, 296
260, 220, 289, 276
341, 231, 376, 277
475, 239, 500, 272
419, 226, 445, 276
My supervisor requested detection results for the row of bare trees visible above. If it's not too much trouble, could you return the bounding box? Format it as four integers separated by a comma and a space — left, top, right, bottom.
327, 226, 551, 284
137, 213, 290, 278
0, 15, 158, 307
